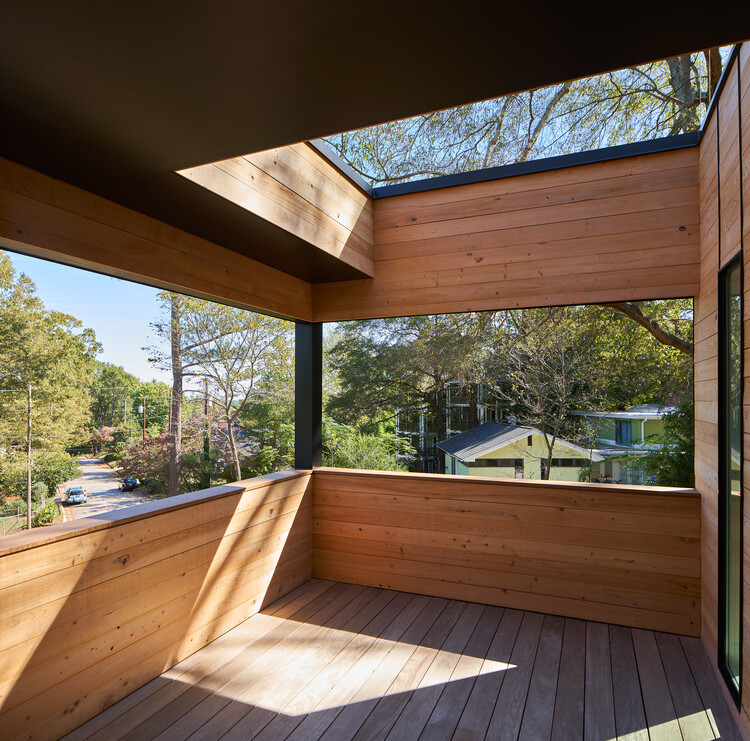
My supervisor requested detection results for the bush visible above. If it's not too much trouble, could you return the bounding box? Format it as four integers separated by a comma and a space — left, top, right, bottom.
322, 419, 415, 472
32, 502, 59, 527
31, 481, 49, 503
101, 453, 119, 463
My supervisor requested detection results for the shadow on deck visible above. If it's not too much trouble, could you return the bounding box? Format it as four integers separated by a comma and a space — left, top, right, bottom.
62, 579, 742, 741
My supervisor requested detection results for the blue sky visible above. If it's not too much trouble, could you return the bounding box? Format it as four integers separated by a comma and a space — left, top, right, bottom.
7, 252, 172, 383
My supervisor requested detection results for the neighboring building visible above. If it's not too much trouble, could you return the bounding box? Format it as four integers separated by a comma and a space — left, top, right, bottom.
437, 421, 603, 482
571, 404, 672, 484
396, 382, 501, 473
572, 404, 670, 449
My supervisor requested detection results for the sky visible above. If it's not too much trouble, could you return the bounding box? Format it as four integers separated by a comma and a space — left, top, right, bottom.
7, 251, 172, 384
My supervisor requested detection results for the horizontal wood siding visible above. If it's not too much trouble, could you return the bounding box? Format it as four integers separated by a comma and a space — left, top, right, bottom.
312, 469, 701, 636
697, 43, 750, 735
0, 157, 313, 320
0, 470, 313, 741
178, 142, 374, 277
312, 148, 700, 321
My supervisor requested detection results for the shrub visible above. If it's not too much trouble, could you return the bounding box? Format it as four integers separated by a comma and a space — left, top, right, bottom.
32, 502, 59, 527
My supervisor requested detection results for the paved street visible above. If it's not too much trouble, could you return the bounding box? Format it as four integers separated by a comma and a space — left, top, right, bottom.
59, 458, 152, 519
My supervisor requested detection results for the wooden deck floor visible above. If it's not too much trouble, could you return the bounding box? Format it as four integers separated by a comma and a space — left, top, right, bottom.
63, 580, 742, 741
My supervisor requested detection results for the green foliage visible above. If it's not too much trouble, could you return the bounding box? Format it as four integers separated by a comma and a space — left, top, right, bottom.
31, 481, 49, 502
90, 362, 141, 428
119, 435, 171, 496
0, 450, 79, 500
0, 251, 100, 451
34, 450, 80, 495
323, 419, 415, 471
32, 502, 59, 527
633, 397, 695, 487
326, 51, 726, 185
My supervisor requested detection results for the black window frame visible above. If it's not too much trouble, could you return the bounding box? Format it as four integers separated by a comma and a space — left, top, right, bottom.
718, 253, 743, 707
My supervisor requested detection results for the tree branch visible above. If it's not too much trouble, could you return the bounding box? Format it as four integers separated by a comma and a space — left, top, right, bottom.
602, 302, 693, 356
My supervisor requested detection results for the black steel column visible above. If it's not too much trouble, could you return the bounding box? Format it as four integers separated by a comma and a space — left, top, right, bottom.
295, 321, 323, 469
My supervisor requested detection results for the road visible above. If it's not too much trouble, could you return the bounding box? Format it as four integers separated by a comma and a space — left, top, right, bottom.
59, 458, 152, 520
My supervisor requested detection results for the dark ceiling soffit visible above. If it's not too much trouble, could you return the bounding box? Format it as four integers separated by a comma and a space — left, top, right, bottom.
101, 171, 371, 284
368, 133, 701, 199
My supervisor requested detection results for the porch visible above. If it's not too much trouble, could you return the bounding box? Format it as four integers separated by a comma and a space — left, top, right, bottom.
0, 468, 721, 740
62, 579, 740, 740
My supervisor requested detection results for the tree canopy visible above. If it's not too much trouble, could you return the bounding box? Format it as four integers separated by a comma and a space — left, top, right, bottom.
326, 49, 727, 185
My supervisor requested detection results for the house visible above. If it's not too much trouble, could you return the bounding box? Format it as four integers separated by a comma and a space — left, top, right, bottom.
395, 382, 500, 472
572, 404, 672, 483
438, 421, 603, 481
573, 404, 670, 448
0, 8, 749, 739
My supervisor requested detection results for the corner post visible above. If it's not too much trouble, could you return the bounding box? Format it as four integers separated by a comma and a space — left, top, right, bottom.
295, 321, 323, 469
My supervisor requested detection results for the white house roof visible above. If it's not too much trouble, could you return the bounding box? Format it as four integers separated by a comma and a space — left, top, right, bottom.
437, 422, 603, 463
571, 405, 675, 421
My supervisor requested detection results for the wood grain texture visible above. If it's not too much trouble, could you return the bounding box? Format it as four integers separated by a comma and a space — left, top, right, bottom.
63, 581, 745, 741
697, 44, 750, 734
312, 468, 701, 635
0, 470, 313, 741
312, 148, 700, 321
178, 142, 374, 277
0, 157, 313, 320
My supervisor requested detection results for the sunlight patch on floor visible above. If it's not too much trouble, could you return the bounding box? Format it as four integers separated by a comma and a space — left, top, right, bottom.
161, 615, 516, 714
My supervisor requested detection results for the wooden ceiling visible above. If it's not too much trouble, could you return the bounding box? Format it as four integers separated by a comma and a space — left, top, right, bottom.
0, 3, 747, 281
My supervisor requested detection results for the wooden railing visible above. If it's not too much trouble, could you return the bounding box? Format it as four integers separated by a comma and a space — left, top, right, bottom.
0, 470, 312, 741
0, 467, 701, 740
313, 468, 701, 636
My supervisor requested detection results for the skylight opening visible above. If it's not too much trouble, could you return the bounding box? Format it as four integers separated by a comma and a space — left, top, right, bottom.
323, 46, 734, 188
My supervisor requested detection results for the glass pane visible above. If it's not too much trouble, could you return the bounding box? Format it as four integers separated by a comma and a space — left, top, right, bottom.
721, 259, 742, 692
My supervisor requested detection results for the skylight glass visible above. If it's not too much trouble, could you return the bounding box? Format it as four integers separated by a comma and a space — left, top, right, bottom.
324, 46, 733, 188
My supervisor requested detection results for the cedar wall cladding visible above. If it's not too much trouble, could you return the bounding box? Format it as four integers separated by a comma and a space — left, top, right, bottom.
696, 42, 750, 725
0, 471, 313, 741
312, 146, 700, 322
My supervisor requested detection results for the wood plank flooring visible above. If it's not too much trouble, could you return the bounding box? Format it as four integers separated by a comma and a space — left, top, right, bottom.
63, 580, 743, 741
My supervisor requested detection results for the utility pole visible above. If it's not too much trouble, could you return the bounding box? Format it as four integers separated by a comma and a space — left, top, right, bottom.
140, 395, 146, 443
26, 384, 32, 531
202, 378, 211, 489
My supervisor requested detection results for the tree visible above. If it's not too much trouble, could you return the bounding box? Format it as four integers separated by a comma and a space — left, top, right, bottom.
89, 362, 140, 428
147, 292, 293, 492
147, 293, 226, 496
488, 307, 600, 479
633, 397, 695, 487
326, 313, 499, 469
0, 253, 100, 452
325, 50, 725, 185
179, 305, 292, 482
323, 419, 415, 471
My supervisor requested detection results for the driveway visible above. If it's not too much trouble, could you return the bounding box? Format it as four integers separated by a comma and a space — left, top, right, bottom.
59, 458, 151, 520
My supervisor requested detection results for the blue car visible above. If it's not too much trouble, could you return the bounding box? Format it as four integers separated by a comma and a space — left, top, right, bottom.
64, 487, 87, 505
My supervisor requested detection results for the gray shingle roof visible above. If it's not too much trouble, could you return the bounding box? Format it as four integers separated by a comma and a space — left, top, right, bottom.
437, 422, 533, 462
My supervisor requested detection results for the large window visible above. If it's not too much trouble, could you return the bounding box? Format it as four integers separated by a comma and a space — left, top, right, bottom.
719, 256, 743, 700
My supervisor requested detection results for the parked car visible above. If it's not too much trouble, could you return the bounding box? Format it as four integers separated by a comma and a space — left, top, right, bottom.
119, 478, 139, 492
63, 487, 87, 505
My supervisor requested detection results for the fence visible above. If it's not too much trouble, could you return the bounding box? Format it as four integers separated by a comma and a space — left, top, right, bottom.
0, 498, 55, 536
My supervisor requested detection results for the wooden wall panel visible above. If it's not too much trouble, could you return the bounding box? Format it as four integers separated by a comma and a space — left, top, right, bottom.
720, 64, 743, 267
697, 110, 721, 657
0, 158, 313, 320
0, 470, 313, 741
698, 43, 750, 734
178, 143, 374, 277
312, 149, 700, 321
312, 469, 700, 636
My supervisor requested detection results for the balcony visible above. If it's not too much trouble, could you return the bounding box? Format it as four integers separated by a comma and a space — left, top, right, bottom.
1, 468, 739, 740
